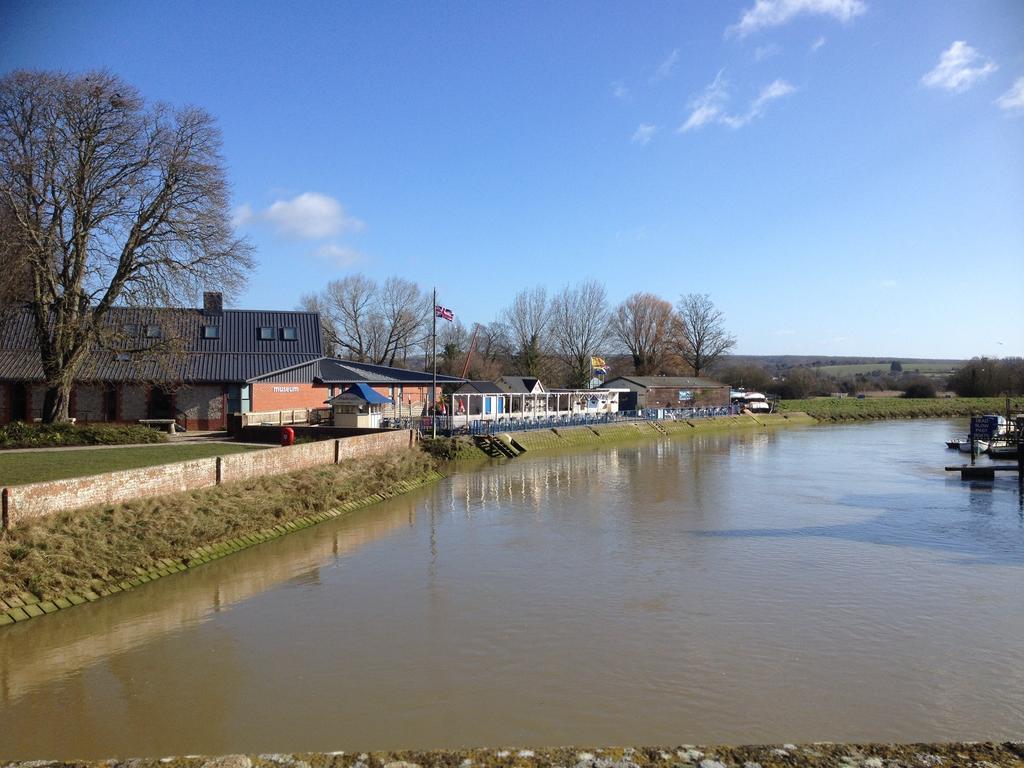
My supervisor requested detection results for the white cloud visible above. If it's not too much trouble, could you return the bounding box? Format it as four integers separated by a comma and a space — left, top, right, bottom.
921, 41, 997, 93
754, 79, 798, 109
755, 43, 783, 61
722, 79, 796, 127
235, 192, 364, 239
631, 124, 659, 145
810, 35, 827, 53
652, 49, 680, 81
679, 71, 729, 132
314, 243, 363, 267
729, 0, 866, 38
611, 80, 629, 100
995, 76, 1024, 112
680, 74, 796, 132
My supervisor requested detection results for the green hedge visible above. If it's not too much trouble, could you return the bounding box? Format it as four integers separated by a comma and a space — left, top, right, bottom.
0, 422, 168, 450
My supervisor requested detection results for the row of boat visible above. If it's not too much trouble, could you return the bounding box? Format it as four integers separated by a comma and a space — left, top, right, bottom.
945, 414, 1021, 458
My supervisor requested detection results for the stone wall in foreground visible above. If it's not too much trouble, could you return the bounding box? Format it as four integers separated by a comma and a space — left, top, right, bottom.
0, 429, 416, 528
3, 742, 1022, 768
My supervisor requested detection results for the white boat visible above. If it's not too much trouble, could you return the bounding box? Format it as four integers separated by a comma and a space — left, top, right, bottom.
956, 439, 989, 453
987, 441, 1019, 460
741, 391, 772, 413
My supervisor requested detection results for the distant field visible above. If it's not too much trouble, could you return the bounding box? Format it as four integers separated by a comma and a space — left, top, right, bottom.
811, 362, 958, 377
724, 355, 965, 372
0, 443, 264, 486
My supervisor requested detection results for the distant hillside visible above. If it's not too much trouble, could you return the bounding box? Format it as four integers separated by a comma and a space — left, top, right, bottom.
721, 356, 965, 376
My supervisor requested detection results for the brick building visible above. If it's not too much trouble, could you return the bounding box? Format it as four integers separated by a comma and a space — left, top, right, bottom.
247, 358, 463, 419
0, 292, 323, 430
0, 293, 465, 430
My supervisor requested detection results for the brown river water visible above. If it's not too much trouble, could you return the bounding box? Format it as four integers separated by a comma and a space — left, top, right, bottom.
1, 419, 1022, 759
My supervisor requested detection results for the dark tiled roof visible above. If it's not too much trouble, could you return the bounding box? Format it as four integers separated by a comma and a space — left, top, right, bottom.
603, 375, 727, 390
0, 304, 323, 383
249, 357, 465, 386
497, 376, 544, 393
455, 380, 506, 394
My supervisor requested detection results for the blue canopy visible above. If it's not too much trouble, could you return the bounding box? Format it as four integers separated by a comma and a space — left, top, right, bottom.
329, 382, 393, 405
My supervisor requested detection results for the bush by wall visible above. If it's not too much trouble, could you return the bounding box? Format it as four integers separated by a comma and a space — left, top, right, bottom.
0, 422, 168, 450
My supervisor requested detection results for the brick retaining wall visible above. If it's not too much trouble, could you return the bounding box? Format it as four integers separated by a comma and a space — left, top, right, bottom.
1, 429, 416, 528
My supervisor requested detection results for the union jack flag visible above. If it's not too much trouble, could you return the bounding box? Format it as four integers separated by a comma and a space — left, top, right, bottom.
434, 305, 454, 322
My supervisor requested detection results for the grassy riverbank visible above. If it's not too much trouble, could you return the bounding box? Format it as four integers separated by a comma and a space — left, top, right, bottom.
0, 449, 437, 604
424, 413, 818, 460
778, 396, 1023, 421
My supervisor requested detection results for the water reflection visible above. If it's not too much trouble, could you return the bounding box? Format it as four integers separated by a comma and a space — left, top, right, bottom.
0, 495, 423, 706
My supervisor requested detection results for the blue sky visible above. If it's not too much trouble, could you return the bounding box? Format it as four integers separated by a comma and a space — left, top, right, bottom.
2, 0, 1022, 358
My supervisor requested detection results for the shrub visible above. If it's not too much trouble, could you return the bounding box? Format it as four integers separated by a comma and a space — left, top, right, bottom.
902, 378, 937, 399
0, 422, 168, 450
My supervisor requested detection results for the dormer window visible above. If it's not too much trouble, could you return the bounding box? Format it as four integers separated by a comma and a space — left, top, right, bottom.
258, 327, 275, 340
202, 325, 220, 339
123, 324, 138, 336
145, 325, 161, 339
280, 327, 297, 341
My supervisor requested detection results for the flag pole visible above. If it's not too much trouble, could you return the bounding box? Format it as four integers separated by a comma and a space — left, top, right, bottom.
431, 286, 438, 439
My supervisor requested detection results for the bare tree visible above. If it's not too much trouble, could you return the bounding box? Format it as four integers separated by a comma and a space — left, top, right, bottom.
0, 200, 32, 314
437, 318, 469, 376
0, 70, 253, 422
550, 280, 611, 388
611, 292, 677, 375
297, 292, 338, 357
373, 276, 428, 366
308, 273, 429, 366
501, 286, 550, 377
674, 293, 736, 376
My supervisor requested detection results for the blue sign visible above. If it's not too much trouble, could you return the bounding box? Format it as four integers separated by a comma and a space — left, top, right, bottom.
970, 415, 1000, 440
678, 390, 693, 402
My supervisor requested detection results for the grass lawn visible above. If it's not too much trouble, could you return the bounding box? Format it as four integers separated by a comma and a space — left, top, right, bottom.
0, 443, 265, 486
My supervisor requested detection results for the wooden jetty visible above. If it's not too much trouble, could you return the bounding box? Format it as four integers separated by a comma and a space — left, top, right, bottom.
945, 463, 1021, 481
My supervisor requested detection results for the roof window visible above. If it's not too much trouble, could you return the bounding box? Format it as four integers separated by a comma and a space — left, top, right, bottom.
258, 326, 275, 340
280, 326, 297, 341
202, 325, 220, 339
145, 325, 161, 338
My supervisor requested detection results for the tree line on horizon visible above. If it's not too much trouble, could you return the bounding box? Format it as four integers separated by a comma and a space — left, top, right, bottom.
299, 276, 737, 389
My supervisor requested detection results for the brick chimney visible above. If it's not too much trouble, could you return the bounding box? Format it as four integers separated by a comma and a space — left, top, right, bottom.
203, 291, 223, 316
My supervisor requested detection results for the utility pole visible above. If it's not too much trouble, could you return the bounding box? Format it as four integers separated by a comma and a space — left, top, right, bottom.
431, 286, 438, 440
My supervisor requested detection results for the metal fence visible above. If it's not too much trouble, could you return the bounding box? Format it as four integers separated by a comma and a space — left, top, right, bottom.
410, 406, 737, 437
